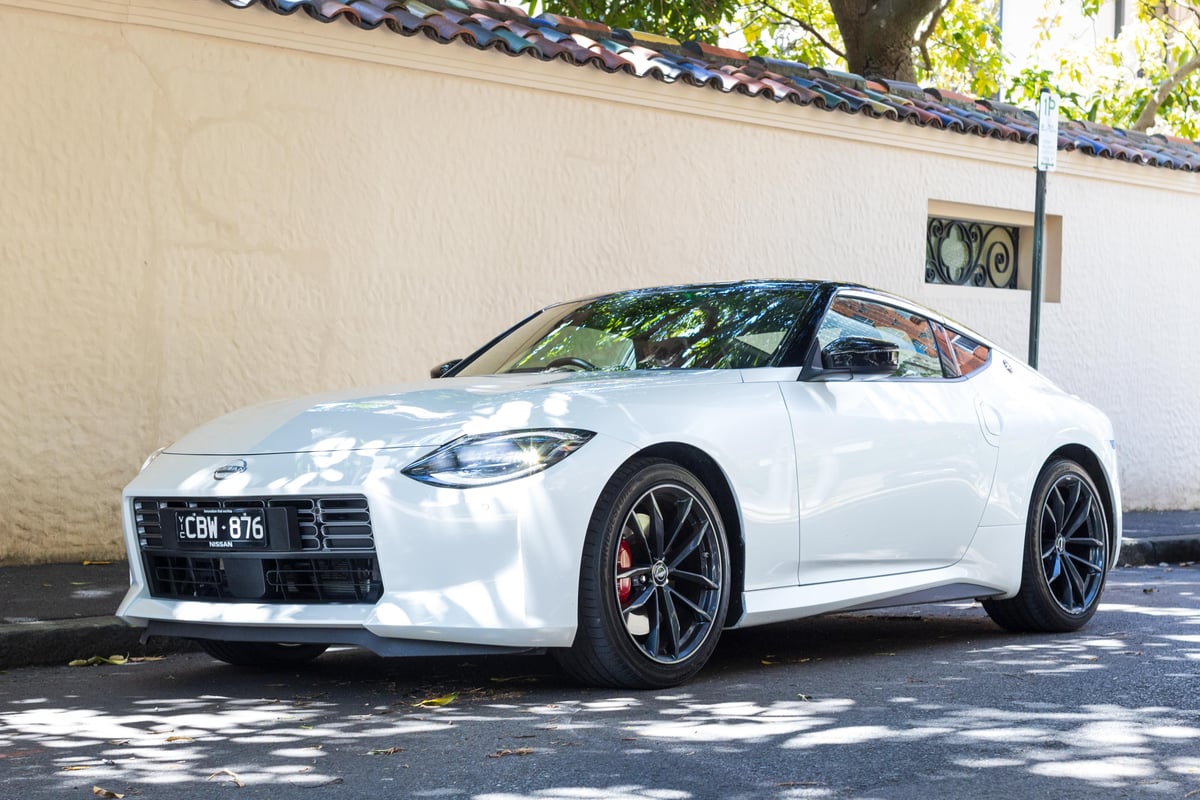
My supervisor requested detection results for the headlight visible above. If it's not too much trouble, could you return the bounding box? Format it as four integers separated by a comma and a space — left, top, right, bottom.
402, 429, 594, 488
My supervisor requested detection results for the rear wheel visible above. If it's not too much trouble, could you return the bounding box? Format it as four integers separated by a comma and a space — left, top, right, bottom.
198, 640, 329, 667
984, 459, 1110, 632
555, 458, 730, 688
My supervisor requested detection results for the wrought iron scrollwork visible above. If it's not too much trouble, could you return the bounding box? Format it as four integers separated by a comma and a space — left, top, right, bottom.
925, 217, 1019, 289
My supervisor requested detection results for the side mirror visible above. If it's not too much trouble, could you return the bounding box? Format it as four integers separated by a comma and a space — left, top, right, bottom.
821, 337, 898, 376
430, 359, 462, 379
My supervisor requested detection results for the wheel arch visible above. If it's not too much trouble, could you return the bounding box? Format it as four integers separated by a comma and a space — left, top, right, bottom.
621, 442, 746, 627
1045, 443, 1119, 564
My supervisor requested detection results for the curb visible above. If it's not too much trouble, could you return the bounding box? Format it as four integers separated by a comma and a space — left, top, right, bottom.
0, 618, 193, 671
1116, 535, 1200, 568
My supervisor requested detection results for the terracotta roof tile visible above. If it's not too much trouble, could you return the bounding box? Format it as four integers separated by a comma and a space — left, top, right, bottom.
811, 67, 866, 91
681, 40, 748, 67
214, 0, 1200, 171
537, 12, 610, 39
874, 78, 925, 101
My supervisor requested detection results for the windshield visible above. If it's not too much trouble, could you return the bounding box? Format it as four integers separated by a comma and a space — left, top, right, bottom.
454, 283, 817, 376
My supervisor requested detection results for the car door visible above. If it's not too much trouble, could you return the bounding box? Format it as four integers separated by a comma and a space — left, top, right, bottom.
779, 292, 999, 585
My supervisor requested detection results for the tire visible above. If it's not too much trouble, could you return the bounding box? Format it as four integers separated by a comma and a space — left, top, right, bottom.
198, 640, 329, 667
555, 458, 731, 688
983, 458, 1110, 633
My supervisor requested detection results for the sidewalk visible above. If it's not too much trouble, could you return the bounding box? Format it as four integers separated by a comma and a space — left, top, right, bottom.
2, 511, 1197, 670
0, 561, 191, 670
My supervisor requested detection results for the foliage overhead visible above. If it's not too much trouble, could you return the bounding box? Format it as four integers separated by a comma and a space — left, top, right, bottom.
730, 0, 1005, 96
534, 0, 735, 43
527, 0, 1200, 138
1008, 1, 1200, 138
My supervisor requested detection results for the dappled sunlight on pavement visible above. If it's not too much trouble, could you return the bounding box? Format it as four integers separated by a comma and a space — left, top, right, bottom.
1, 565, 1197, 798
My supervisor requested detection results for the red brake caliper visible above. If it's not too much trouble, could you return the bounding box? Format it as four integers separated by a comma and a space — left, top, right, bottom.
616, 539, 633, 606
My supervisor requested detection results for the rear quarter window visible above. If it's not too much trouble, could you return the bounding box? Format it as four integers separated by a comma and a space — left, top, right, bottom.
933, 322, 990, 377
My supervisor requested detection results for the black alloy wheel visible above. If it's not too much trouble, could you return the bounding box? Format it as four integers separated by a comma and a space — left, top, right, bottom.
984, 458, 1110, 632
555, 458, 730, 688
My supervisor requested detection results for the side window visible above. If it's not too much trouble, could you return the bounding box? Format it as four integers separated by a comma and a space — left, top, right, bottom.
817, 296, 944, 379
931, 322, 962, 377
931, 322, 991, 377
952, 330, 990, 376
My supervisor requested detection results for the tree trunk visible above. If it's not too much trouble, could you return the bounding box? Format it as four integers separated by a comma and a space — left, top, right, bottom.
828, 0, 944, 82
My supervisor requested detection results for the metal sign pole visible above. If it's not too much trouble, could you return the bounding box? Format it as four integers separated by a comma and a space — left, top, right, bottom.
1030, 88, 1058, 369
1029, 169, 1047, 368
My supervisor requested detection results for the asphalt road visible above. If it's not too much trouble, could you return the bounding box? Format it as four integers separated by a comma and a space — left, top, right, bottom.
2, 564, 1198, 800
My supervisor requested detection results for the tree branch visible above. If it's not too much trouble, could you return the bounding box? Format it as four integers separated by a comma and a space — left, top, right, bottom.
758, 0, 848, 60
1132, 48, 1200, 130
916, 0, 951, 72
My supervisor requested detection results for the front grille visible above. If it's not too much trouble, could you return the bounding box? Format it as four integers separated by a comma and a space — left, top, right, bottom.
133, 495, 373, 551
133, 495, 381, 604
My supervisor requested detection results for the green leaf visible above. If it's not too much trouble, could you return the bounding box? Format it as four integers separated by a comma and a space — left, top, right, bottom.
415, 692, 459, 708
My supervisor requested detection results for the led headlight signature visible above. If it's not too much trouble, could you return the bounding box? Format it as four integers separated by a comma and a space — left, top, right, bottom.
402, 429, 595, 488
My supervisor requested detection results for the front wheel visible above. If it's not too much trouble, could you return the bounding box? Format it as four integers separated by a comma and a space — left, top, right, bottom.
555, 459, 731, 688
984, 458, 1110, 632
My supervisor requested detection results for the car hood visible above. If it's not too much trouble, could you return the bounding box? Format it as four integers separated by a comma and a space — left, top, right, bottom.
164, 371, 744, 456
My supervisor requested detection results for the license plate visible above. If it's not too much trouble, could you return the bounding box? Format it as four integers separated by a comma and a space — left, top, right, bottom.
174, 508, 270, 550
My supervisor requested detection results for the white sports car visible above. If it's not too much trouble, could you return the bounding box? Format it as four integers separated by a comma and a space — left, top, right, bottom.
118, 280, 1121, 688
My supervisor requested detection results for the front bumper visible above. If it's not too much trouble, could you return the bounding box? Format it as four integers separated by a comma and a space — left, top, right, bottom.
117, 434, 636, 649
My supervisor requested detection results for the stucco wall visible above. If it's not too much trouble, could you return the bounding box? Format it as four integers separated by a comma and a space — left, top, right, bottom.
1, 1, 1197, 564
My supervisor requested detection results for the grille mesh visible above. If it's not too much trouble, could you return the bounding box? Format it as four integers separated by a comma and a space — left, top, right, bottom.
143, 555, 382, 603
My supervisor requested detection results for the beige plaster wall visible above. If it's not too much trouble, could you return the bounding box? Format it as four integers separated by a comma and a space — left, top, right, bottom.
1, 1, 1196, 563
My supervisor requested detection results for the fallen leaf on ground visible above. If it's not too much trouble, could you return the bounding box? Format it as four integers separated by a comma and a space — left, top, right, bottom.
166, 736, 194, 743
208, 769, 245, 788
366, 747, 405, 756
487, 748, 534, 758
82, 561, 113, 566
62, 765, 91, 772
69, 655, 129, 667
92, 788, 124, 799
415, 692, 458, 708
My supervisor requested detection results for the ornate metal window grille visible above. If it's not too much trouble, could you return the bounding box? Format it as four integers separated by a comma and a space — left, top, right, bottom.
925, 217, 1019, 289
